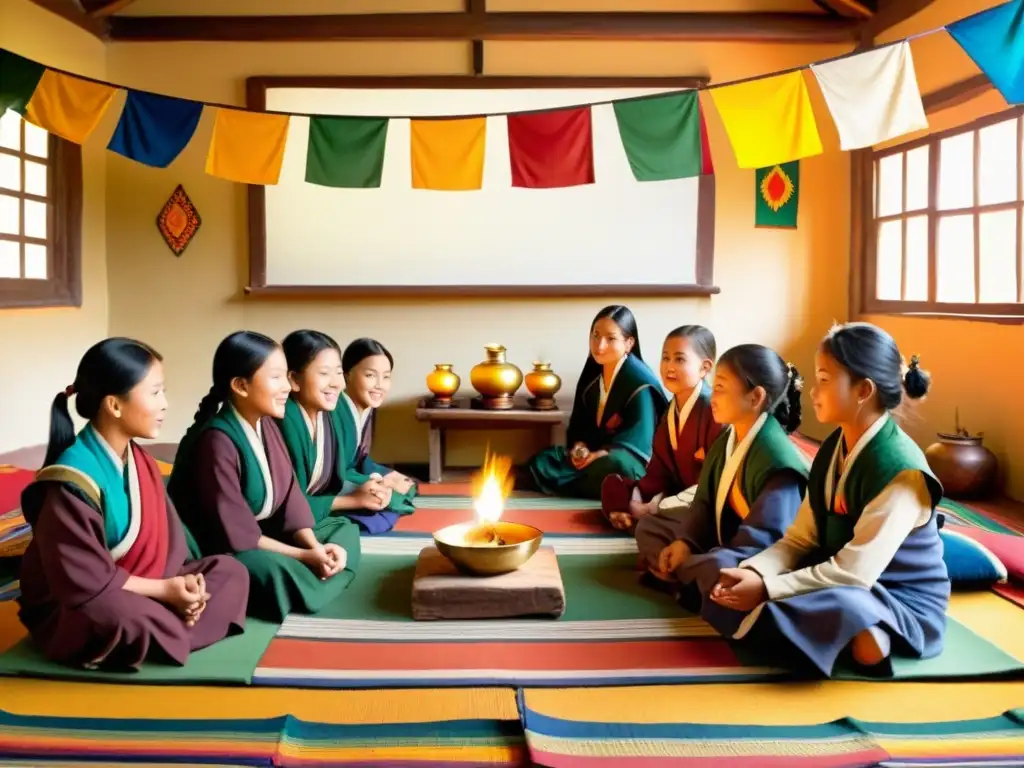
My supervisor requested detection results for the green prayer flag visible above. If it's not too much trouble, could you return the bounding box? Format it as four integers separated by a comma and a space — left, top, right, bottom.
305, 115, 389, 188
755, 160, 800, 229
613, 91, 703, 182
0, 50, 45, 117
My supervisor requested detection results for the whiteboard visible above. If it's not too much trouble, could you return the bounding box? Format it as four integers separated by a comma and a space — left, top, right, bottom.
263, 87, 702, 288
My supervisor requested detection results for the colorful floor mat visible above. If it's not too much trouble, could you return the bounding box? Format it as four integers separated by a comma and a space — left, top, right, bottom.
0, 603, 279, 686
520, 692, 1024, 767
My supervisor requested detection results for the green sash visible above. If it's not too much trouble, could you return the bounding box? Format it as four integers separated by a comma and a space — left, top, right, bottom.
808, 416, 942, 555
205, 407, 269, 516
692, 414, 809, 540
277, 398, 344, 522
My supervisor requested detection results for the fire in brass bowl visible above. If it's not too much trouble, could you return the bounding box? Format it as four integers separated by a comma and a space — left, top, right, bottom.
433, 521, 543, 576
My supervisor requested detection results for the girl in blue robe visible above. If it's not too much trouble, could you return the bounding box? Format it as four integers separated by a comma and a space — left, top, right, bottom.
709, 322, 949, 677
523, 305, 668, 499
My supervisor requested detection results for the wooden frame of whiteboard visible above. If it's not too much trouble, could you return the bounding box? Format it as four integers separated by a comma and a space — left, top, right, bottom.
245, 75, 718, 299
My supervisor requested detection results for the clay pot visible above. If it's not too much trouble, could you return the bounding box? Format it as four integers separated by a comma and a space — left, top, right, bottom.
925, 433, 998, 500
426, 364, 460, 406
470, 344, 522, 409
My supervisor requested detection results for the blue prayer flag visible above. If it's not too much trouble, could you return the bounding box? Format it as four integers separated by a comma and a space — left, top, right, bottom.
948, 0, 1024, 105
108, 90, 203, 168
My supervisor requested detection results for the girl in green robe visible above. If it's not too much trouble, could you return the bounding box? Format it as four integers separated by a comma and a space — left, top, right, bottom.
524, 305, 668, 499
168, 331, 361, 623
329, 337, 417, 533
277, 330, 408, 534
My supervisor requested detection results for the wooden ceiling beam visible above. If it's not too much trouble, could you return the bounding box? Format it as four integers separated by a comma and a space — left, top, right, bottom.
922, 74, 993, 113
107, 11, 860, 44
79, 0, 140, 16
861, 0, 938, 38
813, 0, 874, 19
25, 0, 108, 39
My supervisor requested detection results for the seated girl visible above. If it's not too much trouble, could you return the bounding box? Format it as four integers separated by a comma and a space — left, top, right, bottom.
19, 338, 248, 670
601, 325, 722, 531
634, 344, 808, 626
277, 330, 404, 534
524, 305, 668, 499
708, 323, 948, 677
331, 338, 416, 529
167, 331, 360, 623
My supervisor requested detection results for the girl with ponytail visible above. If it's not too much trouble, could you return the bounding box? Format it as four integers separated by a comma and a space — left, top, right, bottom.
634, 343, 809, 618
709, 322, 949, 678
18, 338, 248, 671
523, 305, 668, 498
167, 331, 361, 623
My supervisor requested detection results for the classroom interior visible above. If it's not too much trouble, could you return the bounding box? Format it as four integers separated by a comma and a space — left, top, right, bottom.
2, 0, 1024, 764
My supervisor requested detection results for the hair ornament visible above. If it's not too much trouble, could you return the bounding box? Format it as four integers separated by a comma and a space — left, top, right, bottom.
64, 384, 76, 397
786, 362, 804, 392
909, 354, 921, 369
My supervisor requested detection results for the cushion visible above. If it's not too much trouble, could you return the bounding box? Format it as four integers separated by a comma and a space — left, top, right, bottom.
939, 527, 1008, 588
942, 522, 1024, 582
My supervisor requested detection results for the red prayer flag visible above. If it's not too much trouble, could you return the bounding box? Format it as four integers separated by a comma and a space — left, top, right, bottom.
507, 106, 594, 189
699, 104, 714, 175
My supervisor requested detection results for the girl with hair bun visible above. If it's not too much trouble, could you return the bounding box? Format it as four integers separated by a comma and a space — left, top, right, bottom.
19, 338, 248, 671
168, 331, 360, 623
709, 322, 948, 677
634, 343, 809, 611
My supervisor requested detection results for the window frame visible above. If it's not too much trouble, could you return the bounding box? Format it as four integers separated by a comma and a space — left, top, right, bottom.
853, 105, 1024, 322
0, 118, 83, 310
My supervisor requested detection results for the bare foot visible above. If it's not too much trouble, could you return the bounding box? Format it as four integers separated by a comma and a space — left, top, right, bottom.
851, 627, 890, 667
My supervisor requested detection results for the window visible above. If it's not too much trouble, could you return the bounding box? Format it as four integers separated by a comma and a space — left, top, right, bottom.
0, 111, 82, 309
857, 108, 1024, 319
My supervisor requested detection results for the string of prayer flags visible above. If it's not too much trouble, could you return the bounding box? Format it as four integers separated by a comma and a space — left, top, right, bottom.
811, 42, 927, 150
23, 71, 116, 144
709, 71, 822, 169
948, 0, 1024, 105
306, 116, 389, 188
411, 117, 486, 191
206, 108, 289, 185
0, 50, 45, 116
613, 91, 712, 181
755, 161, 800, 229
108, 90, 204, 168
507, 107, 594, 188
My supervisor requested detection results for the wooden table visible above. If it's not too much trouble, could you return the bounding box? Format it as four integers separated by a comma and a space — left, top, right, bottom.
414, 397, 566, 483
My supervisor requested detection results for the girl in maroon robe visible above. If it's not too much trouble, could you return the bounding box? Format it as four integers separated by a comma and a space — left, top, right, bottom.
18, 338, 248, 671
602, 325, 723, 532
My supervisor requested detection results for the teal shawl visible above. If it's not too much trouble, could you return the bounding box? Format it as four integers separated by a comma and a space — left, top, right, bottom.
49, 425, 130, 549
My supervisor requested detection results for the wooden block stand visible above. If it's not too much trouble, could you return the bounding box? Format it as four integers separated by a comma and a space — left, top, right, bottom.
412, 546, 566, 620
415, 397, 566, 483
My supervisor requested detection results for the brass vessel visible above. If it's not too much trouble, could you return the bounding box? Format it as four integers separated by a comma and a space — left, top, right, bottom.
525, 361, 561, 410
470, 344, 522, 410
426, 363, 460, 408
433, 521, 543, 576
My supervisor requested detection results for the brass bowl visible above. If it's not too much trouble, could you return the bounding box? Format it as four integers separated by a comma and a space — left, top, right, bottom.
433, 521, 543, 576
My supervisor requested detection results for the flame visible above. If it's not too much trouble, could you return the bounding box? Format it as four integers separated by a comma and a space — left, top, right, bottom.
471, 450, 514, 525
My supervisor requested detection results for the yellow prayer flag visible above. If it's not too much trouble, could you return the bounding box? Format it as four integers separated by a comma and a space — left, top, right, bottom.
24, 71, 117, 144
708, 71, 823, 169
410, 117, 486, 191
205, 108, 290, 185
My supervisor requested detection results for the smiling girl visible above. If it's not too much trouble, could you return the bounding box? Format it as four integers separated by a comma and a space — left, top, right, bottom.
19, 338, 248, 670
602, 325, 722, 531
524, 305, 668, 499
633, 344, 808, 613
331, 337, 416, 527
168, 331, 360, 622
709, 323, 947, 676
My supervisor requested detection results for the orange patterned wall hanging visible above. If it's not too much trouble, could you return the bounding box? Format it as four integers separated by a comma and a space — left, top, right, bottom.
156, 184, 201, 256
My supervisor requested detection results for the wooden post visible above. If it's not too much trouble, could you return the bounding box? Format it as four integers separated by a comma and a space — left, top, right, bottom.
428, 424, 444, 483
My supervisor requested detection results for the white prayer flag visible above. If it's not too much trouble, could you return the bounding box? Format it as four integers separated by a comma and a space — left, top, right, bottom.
811, 42, 928, 150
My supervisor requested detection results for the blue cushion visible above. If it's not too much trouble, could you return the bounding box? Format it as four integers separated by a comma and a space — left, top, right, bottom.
940, 528, 1008, 588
